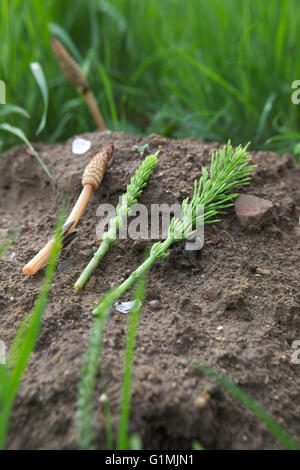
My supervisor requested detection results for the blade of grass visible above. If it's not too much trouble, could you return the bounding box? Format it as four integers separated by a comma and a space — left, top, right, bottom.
0, 104, 30, 119
76, 256, 146, 450
48, 112, 73, 143
30, 62, 49, 135
76, 287, 118, 450
193, 361, 299, 451
96, 61, 119, 130
0, 123, 51, 178
117, 274, 146, 450
103, 396, 113, 450
129, 434, 142, 450
0, 204, 65, 449
175, 48, 258, 118
255, 92, 276, 142
2, 1, 300, 152
101, 377, 113, 451
192, 441, 204, 450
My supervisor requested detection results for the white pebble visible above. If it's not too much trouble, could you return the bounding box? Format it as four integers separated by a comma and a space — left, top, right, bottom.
72, 137, 91, 155
115, 300, 141, 314
99, 393, 108, 403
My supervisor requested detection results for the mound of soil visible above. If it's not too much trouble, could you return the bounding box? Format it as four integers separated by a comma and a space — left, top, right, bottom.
0, 131, 299, 450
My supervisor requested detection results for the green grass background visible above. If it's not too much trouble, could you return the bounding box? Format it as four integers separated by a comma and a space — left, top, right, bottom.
1, 0, 300, 154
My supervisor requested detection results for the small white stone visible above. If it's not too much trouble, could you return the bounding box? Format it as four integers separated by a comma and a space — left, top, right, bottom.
10, 296, 15, 302
72, 137, 91, 155
217, 325, 223, 331
99, 393, 108, 403
115, 300, 141, 315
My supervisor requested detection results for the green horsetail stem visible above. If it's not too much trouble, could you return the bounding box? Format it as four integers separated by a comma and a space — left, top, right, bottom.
74, 152, 158, 291
76, 141, 255, 448
92, 141, 255, 315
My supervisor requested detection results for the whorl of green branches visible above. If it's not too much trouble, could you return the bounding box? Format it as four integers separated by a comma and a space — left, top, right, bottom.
147, 141, 255, 263
168, 141, 255, 242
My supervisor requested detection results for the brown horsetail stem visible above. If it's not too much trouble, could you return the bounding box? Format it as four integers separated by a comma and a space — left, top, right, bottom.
51, 36, 107, 131
23, 145, 114, 275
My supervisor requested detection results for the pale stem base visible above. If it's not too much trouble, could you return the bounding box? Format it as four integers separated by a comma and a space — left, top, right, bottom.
23, 184, 94, 275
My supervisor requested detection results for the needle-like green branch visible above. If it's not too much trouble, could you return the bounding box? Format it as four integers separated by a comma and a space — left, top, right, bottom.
76, 141, 255, 449
92, 141, 255, 316
74, 152, 158, 291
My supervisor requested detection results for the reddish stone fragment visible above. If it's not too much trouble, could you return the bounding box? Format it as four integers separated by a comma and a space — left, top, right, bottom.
235, 194, 273, 229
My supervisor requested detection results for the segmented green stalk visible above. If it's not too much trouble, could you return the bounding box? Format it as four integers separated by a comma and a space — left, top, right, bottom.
76, 141, 255, 448
92, 141, 255, 315
74, 152, 158, 291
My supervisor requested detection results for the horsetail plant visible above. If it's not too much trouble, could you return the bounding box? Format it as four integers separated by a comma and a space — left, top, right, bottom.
74, 152, 159, 291
75, 141, 255, 449
23, 145, 113, 275
51, 36, 107, 131
92, 141, 255, 316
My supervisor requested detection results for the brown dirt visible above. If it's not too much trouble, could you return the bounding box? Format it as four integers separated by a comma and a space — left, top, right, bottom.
0, 131, 300, 450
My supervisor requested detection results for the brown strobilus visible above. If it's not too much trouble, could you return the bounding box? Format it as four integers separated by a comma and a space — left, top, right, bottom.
23, 145, 114, 275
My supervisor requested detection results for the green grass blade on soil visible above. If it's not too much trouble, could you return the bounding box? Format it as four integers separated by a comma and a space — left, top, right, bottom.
76, 287, 118, 450
192, 441, 204, 450
128, 433, 142, 450
0, 205, 65, 449
76, 268, 147, 450
0, 123, 51, 178
117, 275, 146, 450
193, 361, 299, 451
102, 383, 113, 451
